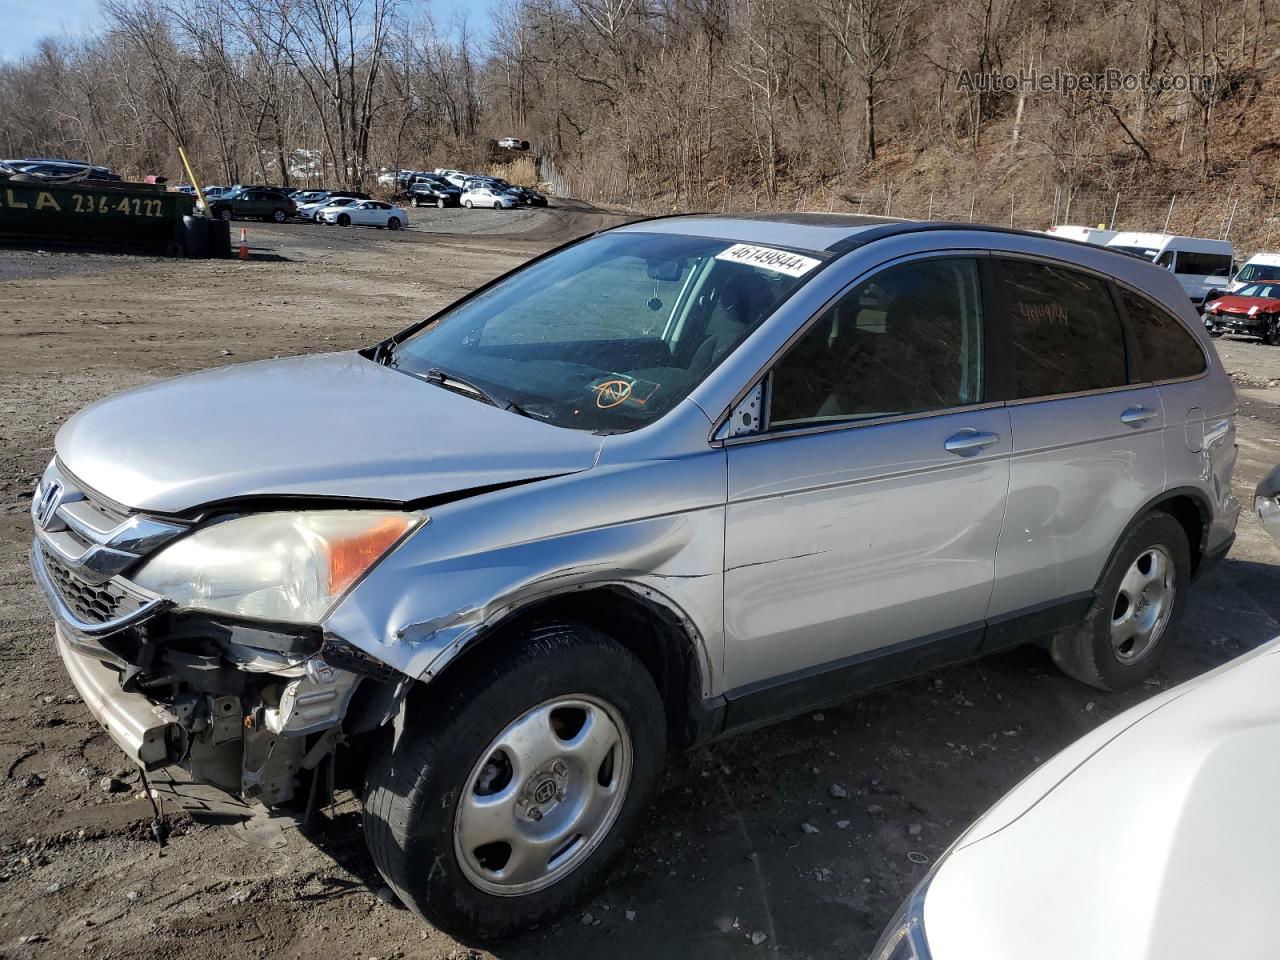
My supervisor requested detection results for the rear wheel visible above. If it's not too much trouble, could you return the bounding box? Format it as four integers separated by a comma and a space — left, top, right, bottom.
272, 208, 287, 223
464, 199, 473, 208
219, 207, 233, 222
363, 623, 665, 940
1050, 512, 1190, 691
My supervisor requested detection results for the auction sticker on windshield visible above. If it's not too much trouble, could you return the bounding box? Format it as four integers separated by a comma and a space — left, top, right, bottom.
714, 243, 822, 277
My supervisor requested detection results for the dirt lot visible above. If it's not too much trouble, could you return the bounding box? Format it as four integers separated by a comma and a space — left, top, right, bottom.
2, 212, 1280, 960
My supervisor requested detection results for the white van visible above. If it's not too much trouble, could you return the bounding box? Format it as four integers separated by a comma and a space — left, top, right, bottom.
1044, 224, 1118, 246
1230, 252, 1280, 291
1105, 232, 1234, 305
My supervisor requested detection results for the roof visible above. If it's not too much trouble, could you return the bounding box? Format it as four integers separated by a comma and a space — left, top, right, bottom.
613, 212, 1109, 256
1108, 231, 1233, 251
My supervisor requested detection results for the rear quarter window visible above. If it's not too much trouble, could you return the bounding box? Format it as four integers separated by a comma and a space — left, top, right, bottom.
1121, 290, 1207, 381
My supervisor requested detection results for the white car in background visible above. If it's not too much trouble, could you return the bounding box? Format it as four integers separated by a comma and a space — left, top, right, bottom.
872, 636, 1280, 960
317, 199, 409, 229
461, 185, 516, 209
296, 195, 356, 222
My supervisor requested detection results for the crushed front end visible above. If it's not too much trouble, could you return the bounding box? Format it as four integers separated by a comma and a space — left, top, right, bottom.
29, 461, 394, 808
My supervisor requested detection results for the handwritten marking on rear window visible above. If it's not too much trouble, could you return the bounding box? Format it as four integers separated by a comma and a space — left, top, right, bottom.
714, 244, 822, 277
1017, 301, 1070, 328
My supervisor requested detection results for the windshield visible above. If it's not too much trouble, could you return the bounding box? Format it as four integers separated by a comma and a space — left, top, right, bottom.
1238, 283, 1280, 299
1237, 263, 1280, 284
388, 231, 824, 431
1109, 244, 1160, 261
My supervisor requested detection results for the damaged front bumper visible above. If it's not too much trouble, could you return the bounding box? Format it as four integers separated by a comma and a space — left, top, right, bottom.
32, 541, 366, 806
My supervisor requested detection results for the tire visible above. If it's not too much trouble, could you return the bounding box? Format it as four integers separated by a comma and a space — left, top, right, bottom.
1207, 328, 1223, 338
219, 207, 233, 222
363, 623, 665, 940
272, 208, 287, 223
464, 199, 473, 208
337, 213, 351, 226
387, 216, 401, 230
437, 198, 445, 208
1265, 318, 1280, 346
1050, 512, 1191, 691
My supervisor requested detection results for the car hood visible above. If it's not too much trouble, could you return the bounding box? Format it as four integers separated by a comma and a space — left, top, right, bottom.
55, 352, 603, 515
1210, 294, 1280, 312
923, 638, 1280, 960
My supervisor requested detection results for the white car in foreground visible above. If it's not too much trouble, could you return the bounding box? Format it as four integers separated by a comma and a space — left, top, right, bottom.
317, 199, 408, 229
872, 637, 1280, 960
461, 185, 516, 209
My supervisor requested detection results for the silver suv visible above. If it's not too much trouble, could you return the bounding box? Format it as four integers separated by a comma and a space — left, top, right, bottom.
30, 215, 1238, 938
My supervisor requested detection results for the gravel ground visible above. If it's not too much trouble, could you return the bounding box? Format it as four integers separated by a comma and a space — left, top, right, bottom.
2, 216, 1279, 960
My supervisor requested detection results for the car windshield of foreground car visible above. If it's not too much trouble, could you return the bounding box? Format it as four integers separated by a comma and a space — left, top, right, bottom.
1237, 283, 1280, 299
387, 231, 824, 431
1109, 244, 1161, 260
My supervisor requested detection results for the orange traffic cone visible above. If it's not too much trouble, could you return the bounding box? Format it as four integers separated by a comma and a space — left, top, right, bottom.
238, 227, 249, 261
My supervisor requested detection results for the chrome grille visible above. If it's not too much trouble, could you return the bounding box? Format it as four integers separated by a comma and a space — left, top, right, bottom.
42, 547, 147, 624
32, 461, 186, 586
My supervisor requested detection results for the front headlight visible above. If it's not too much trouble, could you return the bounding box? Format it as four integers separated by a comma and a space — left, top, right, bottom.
132, 510, 421, 624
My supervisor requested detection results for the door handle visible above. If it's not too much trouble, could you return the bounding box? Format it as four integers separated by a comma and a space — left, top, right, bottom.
1121, 406, 1158, 426
944, 429, 1000, 455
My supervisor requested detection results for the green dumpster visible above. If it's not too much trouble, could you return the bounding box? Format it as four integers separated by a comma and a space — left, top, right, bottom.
0, 179, 198, 255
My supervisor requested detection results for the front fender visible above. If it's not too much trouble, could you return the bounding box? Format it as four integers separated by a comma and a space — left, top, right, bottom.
322, 452, 727, 698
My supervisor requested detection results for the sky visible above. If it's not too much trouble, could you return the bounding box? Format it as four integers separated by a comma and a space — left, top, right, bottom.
0, 0, 492, 62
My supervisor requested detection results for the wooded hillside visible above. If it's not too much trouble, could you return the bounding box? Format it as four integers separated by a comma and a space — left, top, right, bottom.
3, 0, 1278, 248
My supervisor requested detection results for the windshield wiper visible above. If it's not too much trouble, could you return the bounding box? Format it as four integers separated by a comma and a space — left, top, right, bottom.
421, 367, 545, 420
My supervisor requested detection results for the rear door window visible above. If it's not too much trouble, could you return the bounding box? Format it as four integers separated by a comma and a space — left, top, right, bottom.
999, 258, 1128, 398
1121, 290, 1207, 381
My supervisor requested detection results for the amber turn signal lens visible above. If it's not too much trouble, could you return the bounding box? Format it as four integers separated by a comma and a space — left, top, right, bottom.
325, 515, 416, 595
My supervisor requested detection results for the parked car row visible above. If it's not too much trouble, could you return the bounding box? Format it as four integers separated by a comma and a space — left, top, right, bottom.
180, 176, 545, 228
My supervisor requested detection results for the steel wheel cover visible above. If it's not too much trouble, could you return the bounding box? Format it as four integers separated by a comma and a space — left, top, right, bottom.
453, 694, 632, 896
1110, 544, 1176, 663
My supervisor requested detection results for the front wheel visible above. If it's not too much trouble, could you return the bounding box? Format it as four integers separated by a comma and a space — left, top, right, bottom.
387, 216, 402, 230
1264, 317, 1280, 345
437, 198, 445, 208
1050, 512, 1190, 691
219, 208, 233, 222
337, 213, 351, 226
362, 623, 665, 940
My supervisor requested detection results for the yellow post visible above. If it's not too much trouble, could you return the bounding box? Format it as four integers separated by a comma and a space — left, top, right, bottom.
177, 145, 209, 216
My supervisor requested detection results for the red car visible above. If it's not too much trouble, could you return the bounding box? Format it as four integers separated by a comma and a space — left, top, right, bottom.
1203, 282, 1280, 344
